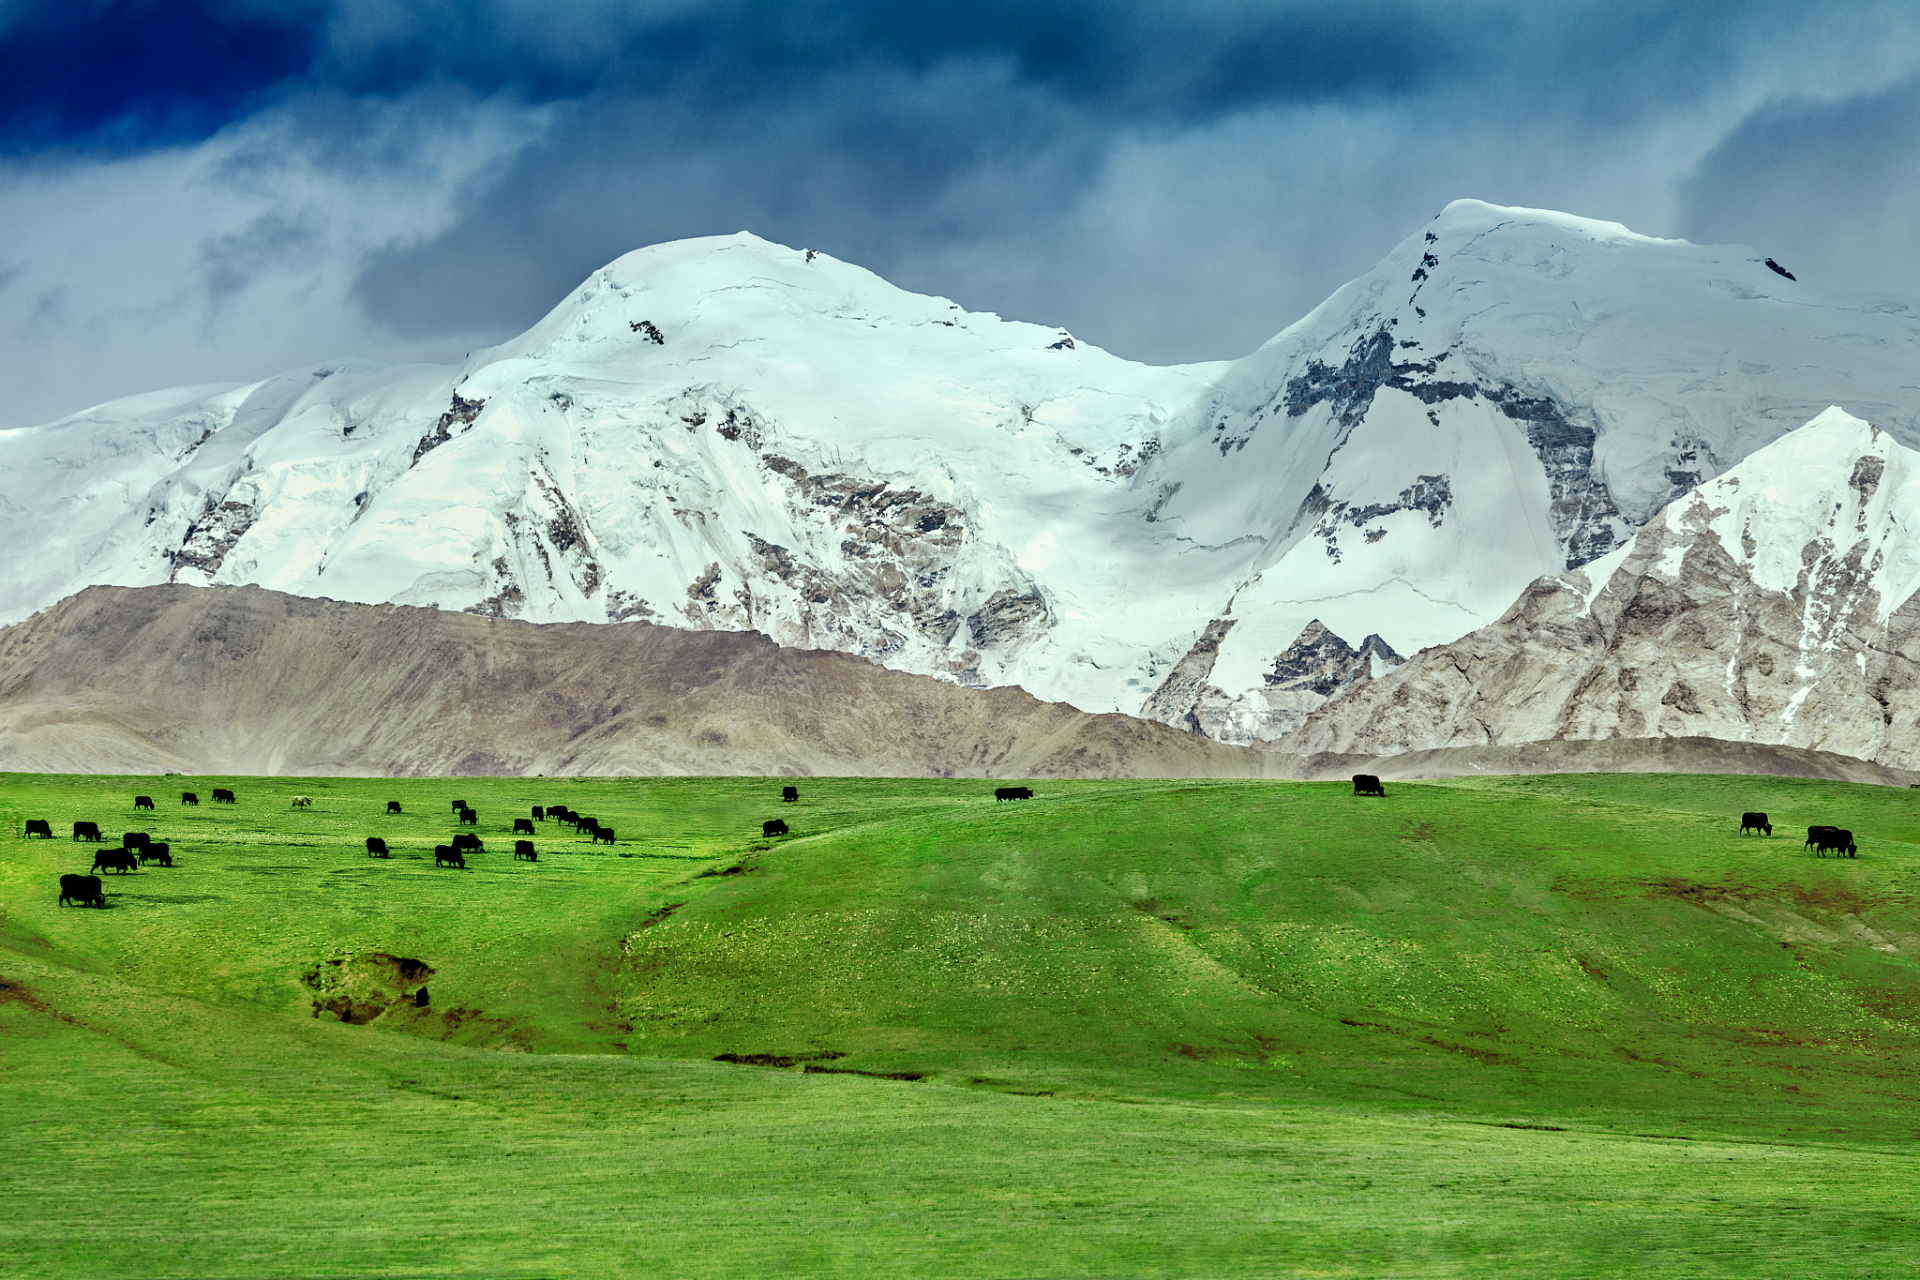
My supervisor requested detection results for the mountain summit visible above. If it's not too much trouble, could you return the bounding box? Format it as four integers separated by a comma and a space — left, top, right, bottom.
1284, 408, 1920, 770
3, 206, 1917, 744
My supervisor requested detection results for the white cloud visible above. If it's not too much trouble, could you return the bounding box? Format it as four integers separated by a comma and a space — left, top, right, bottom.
9, 2, 1920, 429
0, 89, 550, 429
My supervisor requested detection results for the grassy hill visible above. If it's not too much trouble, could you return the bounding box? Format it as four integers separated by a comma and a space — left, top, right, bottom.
4, 770, 1920, 1275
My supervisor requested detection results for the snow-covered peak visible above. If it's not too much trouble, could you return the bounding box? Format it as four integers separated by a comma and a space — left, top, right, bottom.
1282, 405, 1920, 767
1603, 406, 1920, 621
6, 205, 1920, 753
1254, 199, 1688, 356
1117, 200, 1920, 743
496, 233, 985, 364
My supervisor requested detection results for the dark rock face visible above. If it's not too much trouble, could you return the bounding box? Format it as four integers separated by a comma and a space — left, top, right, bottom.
1295, 476, 1453, 564
411, 393, 486, 466
1266, 622, 1403, 697
1141, 617, 1401, 745
171, 499, 258, 577
1283, 325, 1400, 430
1485, 389, 1626, 569
966, 590, 1051, 651
1272, 321, 1630, 572
1139, 618, 1237, 735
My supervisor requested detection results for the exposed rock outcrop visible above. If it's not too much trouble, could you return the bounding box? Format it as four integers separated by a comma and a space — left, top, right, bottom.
1284, 409, 1920, 770
1144, 617, 1401, 744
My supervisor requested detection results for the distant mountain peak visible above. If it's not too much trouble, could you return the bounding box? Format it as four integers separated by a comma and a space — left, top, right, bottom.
1285, 407, 1920, 769
5, 209, 1920, 753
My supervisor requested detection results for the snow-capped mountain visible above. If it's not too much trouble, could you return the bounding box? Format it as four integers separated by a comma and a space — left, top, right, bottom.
3, 202, 1919, 743
1136, 202, 1920, 741
0, 237, 1228, 714
1284, 408, 1920, 768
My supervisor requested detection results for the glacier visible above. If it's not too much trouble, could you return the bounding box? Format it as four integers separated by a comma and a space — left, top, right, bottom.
3, 201, 1919, 744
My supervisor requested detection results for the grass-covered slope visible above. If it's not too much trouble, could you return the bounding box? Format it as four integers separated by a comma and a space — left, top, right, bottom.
616, 771, 1920, 1138
5, 771, 1920, 1276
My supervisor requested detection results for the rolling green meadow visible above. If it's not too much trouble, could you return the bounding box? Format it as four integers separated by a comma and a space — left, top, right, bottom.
4, 769, 1920, 1277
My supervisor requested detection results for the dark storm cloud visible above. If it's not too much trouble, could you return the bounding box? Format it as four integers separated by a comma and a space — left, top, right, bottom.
351, 63, 1106, 338
1678, 75, 1920, 298
3, 0, 1826, 150
341, 0, 1864, 353
311, 0, 1445, 119
0, 0, 321, 152
303, 0, 1859, 124
7, 0, 1920, 428
3, 0, 1447, 150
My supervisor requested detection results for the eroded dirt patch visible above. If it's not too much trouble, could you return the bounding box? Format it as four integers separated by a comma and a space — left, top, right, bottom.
633, 902, 686, 930
300, 952, 435, 1025
0, 977, 54, 1015
803, 1064, 925, 1081
714, 1050, 845, 1069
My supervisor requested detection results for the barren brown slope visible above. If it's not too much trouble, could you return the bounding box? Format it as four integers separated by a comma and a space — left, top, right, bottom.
0, 584, 1294, 777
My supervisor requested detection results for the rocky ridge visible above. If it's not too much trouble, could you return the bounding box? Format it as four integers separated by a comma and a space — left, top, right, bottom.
1282, 408, 1920, 769
0, 583, 1288, 778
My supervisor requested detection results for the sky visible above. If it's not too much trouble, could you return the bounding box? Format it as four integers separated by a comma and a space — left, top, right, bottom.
4, 1, 1920, 429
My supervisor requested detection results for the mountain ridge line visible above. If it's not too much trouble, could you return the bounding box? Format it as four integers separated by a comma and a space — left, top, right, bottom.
2, 582, 1910, 784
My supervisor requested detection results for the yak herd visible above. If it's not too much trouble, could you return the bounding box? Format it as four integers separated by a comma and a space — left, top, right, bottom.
32, 781, 930, 906
28, 780, 1875, 911
39, 787, 615, 903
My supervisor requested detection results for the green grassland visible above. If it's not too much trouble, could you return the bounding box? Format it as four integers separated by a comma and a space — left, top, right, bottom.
4, 770, 1920, 1277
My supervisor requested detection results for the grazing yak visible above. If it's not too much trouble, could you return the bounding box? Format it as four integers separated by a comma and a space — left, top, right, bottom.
72, 821, 102, 842
366, 837, 390, 859
531, 806, 545, 821
138, 843, 172, 866
91, 847, 139, 874
782, 786, 799, 802
1808, 826, 1857, 858
458, 807, 478, 826
121, 832, 150, 851
1352, 774, 1386, 797
134, 795, 155, 810
514, 840, 537, 861
181, 791, 199, 805
547, 805, 572, 823
451, 799, 467, 813
212, 789, 236, 803
994, 787, 1033, 801
452, 833, 483, 854
24, 819, 52, 839
290, 795, 312, 808
434, 846, 466, 869
513, 818, 535, 836
1740, 812, 1772, 836
592, 826, 616, 846
763, 819, 789, 837
59, 874, 105, 907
